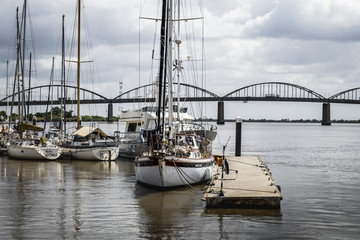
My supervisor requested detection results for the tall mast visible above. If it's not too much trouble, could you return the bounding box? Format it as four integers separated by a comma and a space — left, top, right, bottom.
27, 52, 32, 121
161, 0, 170, 133
76, 0, 81, 129
176, 0, 181, 120
157, 0, 168, 134
10, 7, 21, 126
50, 57, 55, 122
61, 15, 66, 134
167, 0, 174, 138
6, 61, 9, 117
44, 57, 55, 134
21, 0, 27, 121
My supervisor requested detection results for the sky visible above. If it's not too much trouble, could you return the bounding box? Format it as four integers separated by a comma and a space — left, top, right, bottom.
1, 0, 360, 120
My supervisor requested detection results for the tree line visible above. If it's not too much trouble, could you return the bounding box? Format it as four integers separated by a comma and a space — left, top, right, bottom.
0, 107, 114, 122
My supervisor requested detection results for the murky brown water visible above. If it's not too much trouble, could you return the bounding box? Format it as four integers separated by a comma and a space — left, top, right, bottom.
1, 123, 359, 239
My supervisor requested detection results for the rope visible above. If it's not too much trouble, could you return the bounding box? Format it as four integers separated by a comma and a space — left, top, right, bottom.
171, 159, 210, 192
172, 159, 198, 190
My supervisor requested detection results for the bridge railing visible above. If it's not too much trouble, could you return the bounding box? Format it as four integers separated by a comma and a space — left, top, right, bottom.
113, 82, 219, 100
329, 87, 360, 103
1, 82, 360, 106
223, 82, 325, 101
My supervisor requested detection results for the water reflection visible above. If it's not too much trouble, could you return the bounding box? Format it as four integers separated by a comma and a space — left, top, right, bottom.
0, 157, 129, 239
11, 170, 26, 240
135, 183, 204, 238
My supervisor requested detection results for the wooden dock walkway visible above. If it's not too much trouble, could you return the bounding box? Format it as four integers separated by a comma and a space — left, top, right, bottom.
203, 156, 282, 209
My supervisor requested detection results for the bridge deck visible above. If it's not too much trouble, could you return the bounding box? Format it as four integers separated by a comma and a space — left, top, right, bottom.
203, 156, 282, 209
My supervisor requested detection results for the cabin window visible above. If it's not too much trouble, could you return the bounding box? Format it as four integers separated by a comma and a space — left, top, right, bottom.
127, 123, 137, 132
186, 136, 195, 146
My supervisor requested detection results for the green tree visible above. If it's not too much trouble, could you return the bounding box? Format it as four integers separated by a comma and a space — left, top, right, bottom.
65, 110, 73, 119
0, 111, 7, 121
51, 107, 61, 116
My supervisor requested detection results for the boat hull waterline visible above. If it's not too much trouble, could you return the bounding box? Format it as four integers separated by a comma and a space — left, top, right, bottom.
135, 156, 214, 188
7, 145, 62, 160
63, 146, 120, 161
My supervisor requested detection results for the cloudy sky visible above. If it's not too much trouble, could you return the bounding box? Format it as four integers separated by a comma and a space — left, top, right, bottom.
1, 0, 360, 120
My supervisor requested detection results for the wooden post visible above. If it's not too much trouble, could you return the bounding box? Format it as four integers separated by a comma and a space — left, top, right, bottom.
217, 101, 225, 125
235, 117, 242, 156
107, 103, 113, 122
322, 103, 331, 125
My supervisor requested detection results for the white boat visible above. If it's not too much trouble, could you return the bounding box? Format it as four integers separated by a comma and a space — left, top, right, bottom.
135, 0, 216, 188
6, 121, 62, 160
7, 138, 62, 160
62, 126, 119, 161
135, 123, 214, 187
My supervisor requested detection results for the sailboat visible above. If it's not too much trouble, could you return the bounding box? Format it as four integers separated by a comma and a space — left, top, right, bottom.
61, 0, 119, 161
7, 123, 62, 160
134, 0, 215, 188
62, 126, 119, 160
6, 1, 62, 160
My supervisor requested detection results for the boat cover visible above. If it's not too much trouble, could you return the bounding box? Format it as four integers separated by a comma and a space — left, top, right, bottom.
72, 126, 107, 138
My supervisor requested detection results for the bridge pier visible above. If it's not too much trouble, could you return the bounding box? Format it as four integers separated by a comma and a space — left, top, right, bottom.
322, 103, 331, 125
107, 103, 113, 122
217, 101, 225, 125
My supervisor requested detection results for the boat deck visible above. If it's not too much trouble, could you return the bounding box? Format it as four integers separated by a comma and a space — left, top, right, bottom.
203, 156, 282, 208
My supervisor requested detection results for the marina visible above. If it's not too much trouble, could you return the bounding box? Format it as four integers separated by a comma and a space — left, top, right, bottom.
0, 0, 360, 239
1, 122, 359, 239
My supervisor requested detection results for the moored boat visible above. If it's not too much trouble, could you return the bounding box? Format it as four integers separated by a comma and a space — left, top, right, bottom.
135, 123, 214, 187
7, 123, 62, 160
7, 138, 61, 160
62, 126, 119, 161
135, 0, 216, 188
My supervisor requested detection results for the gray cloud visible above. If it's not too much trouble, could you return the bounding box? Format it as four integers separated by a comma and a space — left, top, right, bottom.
0, 0, 359, 119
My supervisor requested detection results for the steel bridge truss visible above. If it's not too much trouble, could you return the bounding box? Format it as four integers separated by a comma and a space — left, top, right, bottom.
329, 87, 360, 104
1, 82, 359, 106
223, 82, 326, 102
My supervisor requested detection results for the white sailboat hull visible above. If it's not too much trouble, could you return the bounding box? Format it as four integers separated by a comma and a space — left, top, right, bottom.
65, 146, 119, 161
135, 156, 214, 188
7, 144, 61, 160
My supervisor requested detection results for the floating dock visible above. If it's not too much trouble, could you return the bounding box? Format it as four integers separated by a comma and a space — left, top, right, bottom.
203, 156, 282, 209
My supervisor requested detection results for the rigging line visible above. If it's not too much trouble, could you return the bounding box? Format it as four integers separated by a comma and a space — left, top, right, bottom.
197, 0, 204, 16
67, 2, 78, 83
173, 161, 194, 187
201, 7, 206, 121
176, 164, 198, 183
172, 159, 202, 191
150, 10, 160, 85
27, 6, 39, 87
139, 0, 146, 17
6, 16, 17, 65
82, 7, 102, 117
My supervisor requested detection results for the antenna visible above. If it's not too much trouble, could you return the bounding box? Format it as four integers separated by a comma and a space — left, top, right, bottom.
118, 80, 123, 114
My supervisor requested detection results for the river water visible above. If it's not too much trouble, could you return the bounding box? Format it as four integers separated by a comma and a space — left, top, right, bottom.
0, 122, 359, 239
